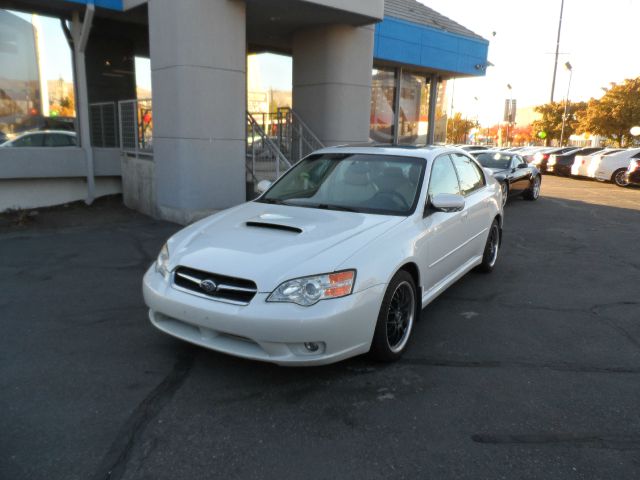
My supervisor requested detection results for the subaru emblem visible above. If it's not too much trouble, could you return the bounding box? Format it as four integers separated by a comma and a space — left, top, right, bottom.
199, 279, 217, 293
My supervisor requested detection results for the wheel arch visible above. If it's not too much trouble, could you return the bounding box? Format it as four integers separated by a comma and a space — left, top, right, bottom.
395, 262, 421, 299
494, 214, 504, 245
611, 167, 628, 185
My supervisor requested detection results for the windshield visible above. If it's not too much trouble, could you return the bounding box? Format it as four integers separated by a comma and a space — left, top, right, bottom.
475, 152, 513, 169
257, 153, 425, 216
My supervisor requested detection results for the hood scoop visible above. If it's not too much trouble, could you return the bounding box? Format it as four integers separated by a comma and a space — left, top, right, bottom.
245, 221, 302, 234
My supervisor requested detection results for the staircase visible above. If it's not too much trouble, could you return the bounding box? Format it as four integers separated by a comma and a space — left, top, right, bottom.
246, 108, 324, 199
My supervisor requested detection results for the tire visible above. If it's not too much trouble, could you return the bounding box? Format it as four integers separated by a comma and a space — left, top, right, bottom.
612, 168, 629, 187
523, 175, 541, 200
370, 270, 417, 362
476, 219, 501, 273
500, 182, 509, 207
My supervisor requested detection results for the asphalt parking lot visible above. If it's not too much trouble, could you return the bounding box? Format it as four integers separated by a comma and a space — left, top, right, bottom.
2, 176, 639, 480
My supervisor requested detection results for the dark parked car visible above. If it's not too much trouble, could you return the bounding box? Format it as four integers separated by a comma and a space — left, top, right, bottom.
530, 147, 580, 172
547, 147, 603, 176
625, 159, 640, 186
459, 145, 489, 153
472, 150, 541, 206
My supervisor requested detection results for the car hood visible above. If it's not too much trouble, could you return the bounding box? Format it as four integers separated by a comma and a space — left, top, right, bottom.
167, 202, 405, 292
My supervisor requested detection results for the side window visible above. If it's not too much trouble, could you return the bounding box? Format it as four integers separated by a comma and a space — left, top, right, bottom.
428, 155, 460, 197
12, 134, 44, 147
632, 152, 640, 159
511, 157, 521, 169
46, 134, 73, 147
450, 153, 485, 195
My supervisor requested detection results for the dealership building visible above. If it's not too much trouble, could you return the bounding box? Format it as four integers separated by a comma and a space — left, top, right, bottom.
0, 0, 489, 223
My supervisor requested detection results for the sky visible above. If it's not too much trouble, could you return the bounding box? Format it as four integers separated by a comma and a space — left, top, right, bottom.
421, 0, 640, 125
11, 0, 640, 126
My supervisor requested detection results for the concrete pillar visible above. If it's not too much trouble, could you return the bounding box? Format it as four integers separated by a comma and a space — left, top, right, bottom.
293, 25, 374, 146
148, 0, 246, 224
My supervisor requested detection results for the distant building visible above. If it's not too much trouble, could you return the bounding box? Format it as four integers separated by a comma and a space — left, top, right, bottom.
0, 10, 41, 134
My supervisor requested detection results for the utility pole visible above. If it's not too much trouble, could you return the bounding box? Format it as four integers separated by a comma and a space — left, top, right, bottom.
550, 0, 565, 103
506, 84, 512, 146
559, 62, 573, 146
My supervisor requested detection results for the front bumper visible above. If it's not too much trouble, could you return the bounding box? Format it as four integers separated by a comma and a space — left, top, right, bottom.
143, 267, 386, 366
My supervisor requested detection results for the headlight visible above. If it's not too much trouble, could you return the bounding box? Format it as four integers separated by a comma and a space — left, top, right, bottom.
155, 243, 170, 278
267, 270, 356, 306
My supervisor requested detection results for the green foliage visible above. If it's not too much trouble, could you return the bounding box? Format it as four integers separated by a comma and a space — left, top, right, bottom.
531, 101, 587, 143
446, 113, 476, 144
577, 78, 640, 147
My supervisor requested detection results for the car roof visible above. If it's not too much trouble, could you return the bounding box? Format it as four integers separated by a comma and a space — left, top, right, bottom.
16, 130, 76, 136
315, 144, 456, 160
475, 150, 515, 156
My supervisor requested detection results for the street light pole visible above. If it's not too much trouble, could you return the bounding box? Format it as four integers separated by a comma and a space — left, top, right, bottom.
550, 0, 565, 103
506, 84, 512, 147
559, 61, 573, 146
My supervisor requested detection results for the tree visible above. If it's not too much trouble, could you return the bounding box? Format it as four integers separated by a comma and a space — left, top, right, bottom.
531, 101, 587, 144
578, 78, 640, 147
446, 112, 476, 144
511, 124, 535, 146
49, 93, 75, 117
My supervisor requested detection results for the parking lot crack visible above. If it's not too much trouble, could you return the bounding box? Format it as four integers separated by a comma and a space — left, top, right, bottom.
471, 433, 640, 450
91, 349, 195, 480
403, 357, 640, 374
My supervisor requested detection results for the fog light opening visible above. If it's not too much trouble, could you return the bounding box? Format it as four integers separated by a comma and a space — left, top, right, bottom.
304, 342, 320, 352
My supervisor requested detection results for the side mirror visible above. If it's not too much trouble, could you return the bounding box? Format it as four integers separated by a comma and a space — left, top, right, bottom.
430, 193, 465, 213
256, 180, 272, 194
518, 163, 528, 169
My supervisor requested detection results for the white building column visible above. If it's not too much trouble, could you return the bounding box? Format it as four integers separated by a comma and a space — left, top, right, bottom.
148, 0, 246, 224
292, 25, 375, 146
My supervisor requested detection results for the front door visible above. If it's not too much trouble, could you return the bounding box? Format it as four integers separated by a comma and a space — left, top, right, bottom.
417, 154, 469, 296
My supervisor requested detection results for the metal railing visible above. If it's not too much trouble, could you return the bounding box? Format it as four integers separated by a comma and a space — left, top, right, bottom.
278, 107, 325, 163
89, 102, 118, 147
118, 98, 153, 156
246, 112, 292, 196
248, 107, 324, 165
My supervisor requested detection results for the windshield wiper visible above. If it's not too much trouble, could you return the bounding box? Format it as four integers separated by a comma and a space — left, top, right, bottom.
315, 204, 360, 213
259, 198, 288, 205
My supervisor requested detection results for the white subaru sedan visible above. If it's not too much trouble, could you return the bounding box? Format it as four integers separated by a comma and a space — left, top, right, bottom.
143, 146, 503, 366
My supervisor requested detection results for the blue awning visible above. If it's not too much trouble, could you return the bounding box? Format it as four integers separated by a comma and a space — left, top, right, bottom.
374, 16, 489, 77
62, 0, 123, 11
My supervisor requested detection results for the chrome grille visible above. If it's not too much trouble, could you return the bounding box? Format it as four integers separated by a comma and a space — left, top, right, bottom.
172, 266, 257, 305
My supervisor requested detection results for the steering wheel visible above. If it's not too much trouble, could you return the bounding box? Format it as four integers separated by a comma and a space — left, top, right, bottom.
372, 191, 410, 210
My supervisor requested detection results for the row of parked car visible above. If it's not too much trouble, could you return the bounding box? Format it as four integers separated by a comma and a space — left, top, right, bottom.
454, 144, 640, 188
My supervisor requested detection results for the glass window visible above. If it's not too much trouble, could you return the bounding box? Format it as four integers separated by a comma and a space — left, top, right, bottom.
476, 152, 512, 170
12, 132, 44, 147
259, 153, 425, 216
450, 153, 485, 195
398, 71, 430, 145
45, 133, 74, 146
0, 11, 76, 142
428, 155, 460, 197
433, 80, 448, 144
370, 68, 396, 143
